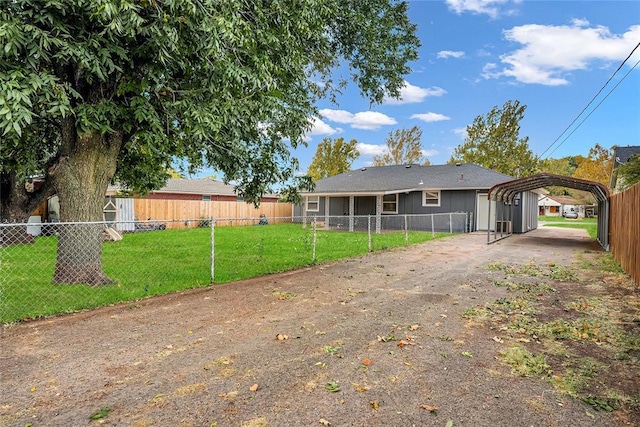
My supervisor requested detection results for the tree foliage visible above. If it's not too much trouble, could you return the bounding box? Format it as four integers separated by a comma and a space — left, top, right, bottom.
448, 100, 538, 177
307, 137, 360, 181
372, 126, 430, 166
614, 154, 640, 190
573, 143, 612, 187
0, 0, 419, 283
0, 0, 420, 217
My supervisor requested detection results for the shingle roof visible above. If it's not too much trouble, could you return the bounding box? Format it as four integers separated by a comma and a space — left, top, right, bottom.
306, 163, 514, 195
613, 145, 640, 165
154, 178, 237, 195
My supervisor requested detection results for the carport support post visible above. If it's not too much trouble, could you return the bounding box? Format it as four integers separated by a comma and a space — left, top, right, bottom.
214, 217, 216, 283
487, 196, 492, 244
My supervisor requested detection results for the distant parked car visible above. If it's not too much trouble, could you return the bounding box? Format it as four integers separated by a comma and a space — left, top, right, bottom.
563, 211, 578, 219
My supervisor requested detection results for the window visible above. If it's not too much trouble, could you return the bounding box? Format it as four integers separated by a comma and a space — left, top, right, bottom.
202, 195, 211, 201
382, 194, 398, 214
306, 196, 319, 212
422, 190, 440, 207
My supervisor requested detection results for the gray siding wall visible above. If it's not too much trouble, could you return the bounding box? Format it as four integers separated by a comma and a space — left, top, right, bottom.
294, 189, 481, 218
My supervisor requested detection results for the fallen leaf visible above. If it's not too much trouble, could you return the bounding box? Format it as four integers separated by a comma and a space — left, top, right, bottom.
370, 401, 379, 410
397, 340, 412, 348
440, 314, 448, 318
445, 420, 453, 427
363, 358, 371, 366
249, 383, 259, 392
319, 419, 331, 426
492, 336, 503, 343
276, 334, 289, 341
30, 387, 36, 393
461, 351, 473, 358
409, 324, 419, 331
419, 404, 438, 413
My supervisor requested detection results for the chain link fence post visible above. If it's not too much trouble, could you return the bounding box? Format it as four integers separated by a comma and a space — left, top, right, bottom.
210, 217, 215, 284
312, 216, 317, 263
367, 215, 372, 252
404, 214, 408, 245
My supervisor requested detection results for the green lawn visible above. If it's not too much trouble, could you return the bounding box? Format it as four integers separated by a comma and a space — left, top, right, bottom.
0, 223, 450, 323
538, 216, 597, 223
541, 223, 598, 238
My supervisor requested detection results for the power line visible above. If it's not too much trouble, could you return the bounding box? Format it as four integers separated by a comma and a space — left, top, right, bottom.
545, 57, 640, 159
537, 41, 640, 160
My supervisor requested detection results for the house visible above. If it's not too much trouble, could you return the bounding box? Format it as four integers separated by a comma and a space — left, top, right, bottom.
610, 145, 640, 192
123, 178, 280, 202
296, 163, 539, 233
537, 194, 562, 216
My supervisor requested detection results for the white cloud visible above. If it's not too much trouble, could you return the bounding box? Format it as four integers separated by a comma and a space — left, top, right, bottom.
308, 117, 341, 136
411, 112, 451, 123
320, 108, 397, 130
384, 81, 447, 105
485, 22, 640, 86
437, 50, 465, 59
356, 142, 387, 157
445, 0, 516, 19
453, 127, 468, 139
422, 149, 439, 157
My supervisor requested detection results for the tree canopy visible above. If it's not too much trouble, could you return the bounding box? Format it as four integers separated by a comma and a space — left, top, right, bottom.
0, 0, 419, 284
448, 100, 538, 177
372, 126, 430, 166
573, 143, 612, 187
615, 154, 640, 190
307, 137, 360, 181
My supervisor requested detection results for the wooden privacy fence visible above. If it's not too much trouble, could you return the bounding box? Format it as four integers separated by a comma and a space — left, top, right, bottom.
133, 199, 293, 228
609, 182, 640, 285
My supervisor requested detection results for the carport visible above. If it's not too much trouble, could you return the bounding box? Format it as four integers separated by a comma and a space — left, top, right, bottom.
488, 173, 610, 250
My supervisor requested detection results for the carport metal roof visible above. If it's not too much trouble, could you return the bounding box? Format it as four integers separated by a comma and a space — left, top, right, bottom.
488, 173, 610, 250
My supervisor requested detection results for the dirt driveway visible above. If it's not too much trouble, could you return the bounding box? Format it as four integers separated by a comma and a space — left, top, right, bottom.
1, 227, 638, 427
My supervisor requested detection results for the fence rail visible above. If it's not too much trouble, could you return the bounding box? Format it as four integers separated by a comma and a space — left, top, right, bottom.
609, 183, 640, 285
0, 213, 470, 324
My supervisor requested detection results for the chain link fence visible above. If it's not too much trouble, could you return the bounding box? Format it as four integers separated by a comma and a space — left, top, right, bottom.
0, 213, 471, 323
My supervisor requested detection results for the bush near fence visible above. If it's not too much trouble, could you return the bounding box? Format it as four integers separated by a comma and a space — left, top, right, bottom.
0, 213, 469, 323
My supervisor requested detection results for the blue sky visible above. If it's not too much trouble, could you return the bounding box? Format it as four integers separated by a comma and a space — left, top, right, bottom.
294, 0, 640, 173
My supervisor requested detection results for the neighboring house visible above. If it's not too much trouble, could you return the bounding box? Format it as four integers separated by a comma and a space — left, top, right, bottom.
537, 195, 562, 216
538, 194, 590, 218
610, 145, 640, 192
296, 163, 540, 233
120, 178, 280, 202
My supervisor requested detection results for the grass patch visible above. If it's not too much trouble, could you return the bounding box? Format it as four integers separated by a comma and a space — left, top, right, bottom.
543, 222, 597, 238
538, 216, 597, 223
501, 346, 550, 377
0, 223, 450, 323
472, 256, 640, 415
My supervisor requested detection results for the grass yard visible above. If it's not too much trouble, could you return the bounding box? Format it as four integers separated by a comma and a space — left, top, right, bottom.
542, 222, 598, 238
538, 216, 598, 223
0, 223, 450, 323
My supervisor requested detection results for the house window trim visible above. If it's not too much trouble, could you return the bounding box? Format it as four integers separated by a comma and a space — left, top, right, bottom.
382, 193, 398, 214
306, 195, 320, 212
422, 190, 441, 207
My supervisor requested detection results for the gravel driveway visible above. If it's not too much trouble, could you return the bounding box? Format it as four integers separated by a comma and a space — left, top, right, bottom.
1, 227, 635, 427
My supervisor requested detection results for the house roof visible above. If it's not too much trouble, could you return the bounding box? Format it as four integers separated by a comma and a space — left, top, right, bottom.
613, 145, 640, 166
305, 163, 514, 196
539, 195, 581, 206
153, 178, 237, 195
109, 178, 279, 198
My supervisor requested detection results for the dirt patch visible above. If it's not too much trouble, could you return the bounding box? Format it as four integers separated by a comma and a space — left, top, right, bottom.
1, 227, 638, 426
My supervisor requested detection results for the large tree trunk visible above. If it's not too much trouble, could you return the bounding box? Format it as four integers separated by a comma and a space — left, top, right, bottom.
51, 126, 122, 285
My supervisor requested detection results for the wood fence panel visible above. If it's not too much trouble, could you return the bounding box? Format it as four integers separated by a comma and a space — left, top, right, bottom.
609, 183, 640, 285
132, 199, 292, 229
